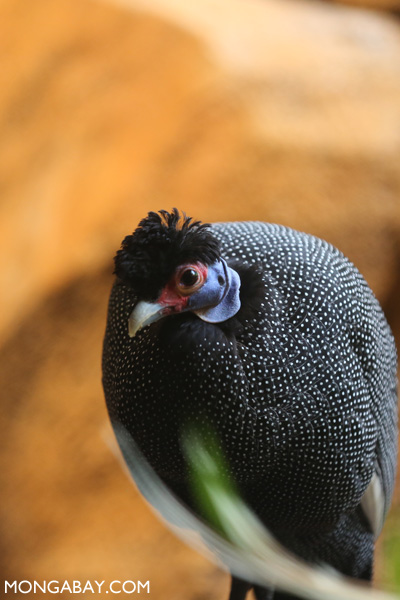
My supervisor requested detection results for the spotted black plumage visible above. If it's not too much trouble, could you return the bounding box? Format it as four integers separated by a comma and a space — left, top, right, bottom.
102, 211, 398, 600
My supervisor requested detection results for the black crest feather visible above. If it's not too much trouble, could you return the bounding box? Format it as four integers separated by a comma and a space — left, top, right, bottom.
114, 208, 221, 300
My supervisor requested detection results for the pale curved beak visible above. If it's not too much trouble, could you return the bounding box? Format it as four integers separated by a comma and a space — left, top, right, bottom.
128, 301, 166, 338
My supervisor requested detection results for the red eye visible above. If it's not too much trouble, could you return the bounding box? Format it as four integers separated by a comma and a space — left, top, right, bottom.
175, 264, 206, 295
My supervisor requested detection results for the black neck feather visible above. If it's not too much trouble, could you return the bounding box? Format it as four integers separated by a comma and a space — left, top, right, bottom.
155, 260, 267, 351
219, 260, 267, 338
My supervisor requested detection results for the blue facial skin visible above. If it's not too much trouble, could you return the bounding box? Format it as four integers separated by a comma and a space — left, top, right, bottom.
188, 259, 241, 323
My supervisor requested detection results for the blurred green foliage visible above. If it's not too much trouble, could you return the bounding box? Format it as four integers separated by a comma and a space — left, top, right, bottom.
382, 511, 400, 593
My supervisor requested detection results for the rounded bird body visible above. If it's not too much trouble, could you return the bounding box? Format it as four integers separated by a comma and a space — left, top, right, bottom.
102, 210, 397, 599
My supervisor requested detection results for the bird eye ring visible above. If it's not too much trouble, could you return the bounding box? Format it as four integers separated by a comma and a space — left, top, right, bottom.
175, 264, 206, 295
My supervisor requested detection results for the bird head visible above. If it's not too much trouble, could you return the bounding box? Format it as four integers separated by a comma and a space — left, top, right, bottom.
114, 209, 241, 337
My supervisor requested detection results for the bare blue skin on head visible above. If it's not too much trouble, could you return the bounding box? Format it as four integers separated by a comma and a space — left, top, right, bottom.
190, 259, 241, 323
128, 259, 241, 337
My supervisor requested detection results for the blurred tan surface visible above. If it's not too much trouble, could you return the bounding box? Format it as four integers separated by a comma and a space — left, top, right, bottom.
1, 0, 400, 597
330, 0, 400, 11
0, 270, 229, 598
2, 0, 400, 344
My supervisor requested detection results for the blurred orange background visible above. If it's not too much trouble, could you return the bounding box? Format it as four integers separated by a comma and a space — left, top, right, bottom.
1, 0, 400, 597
